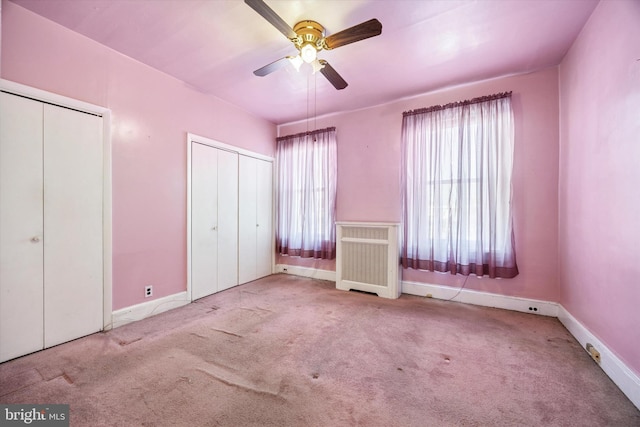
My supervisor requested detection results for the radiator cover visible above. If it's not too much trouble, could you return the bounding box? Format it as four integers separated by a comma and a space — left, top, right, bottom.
336, 222, 400, 299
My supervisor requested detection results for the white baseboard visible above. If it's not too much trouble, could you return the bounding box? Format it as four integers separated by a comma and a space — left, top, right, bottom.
401, 280, 559, 317
557, 305, 640, 410
111, 291, 190, 329
275, 264, 336, 282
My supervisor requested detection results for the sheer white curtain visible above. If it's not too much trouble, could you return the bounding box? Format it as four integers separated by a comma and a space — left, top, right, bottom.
401, 92, 518, 278
276, 127, 337, 259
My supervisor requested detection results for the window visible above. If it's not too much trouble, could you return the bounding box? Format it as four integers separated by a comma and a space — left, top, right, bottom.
401, 93, 518, 278
275, 127, 337, 259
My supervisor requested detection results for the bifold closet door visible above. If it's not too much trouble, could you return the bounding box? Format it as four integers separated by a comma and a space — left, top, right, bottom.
238, 155, 258, 285
216, 149, 239, 292
43, 104, 103, 348
191, 143, 238, 300
238, 155, 273, 285
0, 93, 45, 362
255, 159, 273, 279
0, 93, 103, 360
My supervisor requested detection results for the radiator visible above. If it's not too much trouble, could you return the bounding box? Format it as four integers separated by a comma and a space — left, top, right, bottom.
336, 222, 400, 299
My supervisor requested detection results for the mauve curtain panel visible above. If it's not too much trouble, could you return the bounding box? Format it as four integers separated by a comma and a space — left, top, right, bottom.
275, 127, 337, 259
401, 92, 518, 278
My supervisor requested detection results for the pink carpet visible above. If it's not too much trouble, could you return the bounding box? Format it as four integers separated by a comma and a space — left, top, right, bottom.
1, 274, 638, 426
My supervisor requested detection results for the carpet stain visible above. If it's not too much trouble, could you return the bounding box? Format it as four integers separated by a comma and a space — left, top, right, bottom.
117, 337, 142, 346
60, 372, 74, 385
196, 367, 284, 400
178, 376, 193, 384
210, 328, 243, 338
240, 306, 274, 314
429, 367, 455, 381
547, 336, 576, 345
190, 332, 209, 339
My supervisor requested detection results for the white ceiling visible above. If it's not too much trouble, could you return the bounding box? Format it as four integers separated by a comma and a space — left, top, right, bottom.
9, 0, 599, 124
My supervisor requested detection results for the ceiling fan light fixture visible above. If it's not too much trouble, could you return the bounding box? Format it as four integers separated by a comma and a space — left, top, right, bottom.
288, 55, 303, 71
300, 43, 317, 63
311, 59, 325, 74
246, 1, 382, 90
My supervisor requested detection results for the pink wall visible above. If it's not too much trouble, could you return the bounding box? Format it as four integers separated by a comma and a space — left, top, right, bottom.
279, 68, 560, 301
558, 0, 640, 376
1, 1, 276, 310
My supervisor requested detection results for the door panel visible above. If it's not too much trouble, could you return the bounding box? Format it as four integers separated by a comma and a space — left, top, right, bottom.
238, 155, 258, 285
43, 104, 103, 348
0, 93, 45, 362
255, 159, 273, 279
191, 143, 219, 300
216, 149, 238, 291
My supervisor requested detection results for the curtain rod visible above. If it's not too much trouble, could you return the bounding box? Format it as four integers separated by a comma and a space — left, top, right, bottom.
403, 91, 512, 117
276, 126, 336, 142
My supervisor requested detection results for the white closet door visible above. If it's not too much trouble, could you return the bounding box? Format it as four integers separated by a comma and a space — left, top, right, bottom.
216, 149, 238, 292
255, 159, 273, 279
191, 144, 239, 298
238, 156, 273, 284
191, 143, 219, 300
43, 104, 103, 348
0, 93, 45, 362
238, 155, 258, 285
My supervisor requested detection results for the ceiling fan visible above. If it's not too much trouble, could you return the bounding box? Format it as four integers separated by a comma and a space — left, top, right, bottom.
245, 0, 382, 90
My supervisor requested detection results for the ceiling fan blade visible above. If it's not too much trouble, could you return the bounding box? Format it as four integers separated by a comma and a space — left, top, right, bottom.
253, 57, 291, 76
319, 60, 348, 90
323, 18, 382, 50
244, 0, 296, 40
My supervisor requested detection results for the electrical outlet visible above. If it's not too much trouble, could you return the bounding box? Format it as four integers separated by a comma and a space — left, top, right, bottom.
145, 285, 153, 298
586, 343, 601, 364
528, 306, 539, 312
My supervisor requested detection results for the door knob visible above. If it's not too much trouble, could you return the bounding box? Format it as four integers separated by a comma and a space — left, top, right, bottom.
212, 226, 217, 230
31, 237, 40, 243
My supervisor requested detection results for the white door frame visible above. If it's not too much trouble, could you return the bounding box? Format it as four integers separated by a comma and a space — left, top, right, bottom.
186, 133, 273, 302
1, 79, 113, 331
